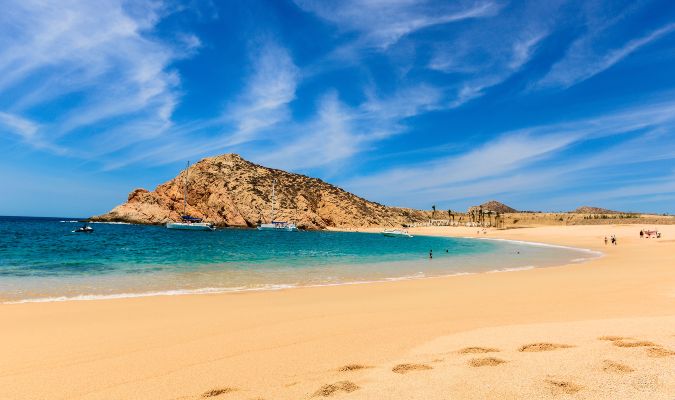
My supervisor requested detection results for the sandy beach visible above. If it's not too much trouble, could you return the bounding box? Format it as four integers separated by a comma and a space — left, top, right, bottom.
1, 224, 674, 399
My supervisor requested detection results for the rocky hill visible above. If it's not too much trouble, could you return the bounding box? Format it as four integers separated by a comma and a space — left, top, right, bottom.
91, 154, 429, 229
477, 200, 518, 213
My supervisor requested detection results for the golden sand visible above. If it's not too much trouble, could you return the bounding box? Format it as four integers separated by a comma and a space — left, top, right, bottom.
0, 224, 674, 399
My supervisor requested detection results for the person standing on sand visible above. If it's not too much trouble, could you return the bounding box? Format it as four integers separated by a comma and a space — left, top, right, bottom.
604, 237, 608, 245
640, 230, 644, 238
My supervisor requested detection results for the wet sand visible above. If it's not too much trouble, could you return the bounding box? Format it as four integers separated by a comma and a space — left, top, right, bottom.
0, 224, 673, 399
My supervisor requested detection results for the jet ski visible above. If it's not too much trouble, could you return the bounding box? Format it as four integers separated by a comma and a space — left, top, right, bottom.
73, 225, 94, 233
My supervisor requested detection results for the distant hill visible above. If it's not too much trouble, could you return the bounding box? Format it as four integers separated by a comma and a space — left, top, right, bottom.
478, 200, 518, 213
572, 206, 621, 214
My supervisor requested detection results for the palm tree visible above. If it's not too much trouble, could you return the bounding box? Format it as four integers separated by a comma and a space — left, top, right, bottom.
432, 204, 436, 219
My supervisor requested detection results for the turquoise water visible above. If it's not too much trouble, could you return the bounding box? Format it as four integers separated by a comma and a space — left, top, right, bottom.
0, 216, 598, 303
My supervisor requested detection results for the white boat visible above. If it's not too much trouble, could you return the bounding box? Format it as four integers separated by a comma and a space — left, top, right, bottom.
166, 161, 215, 231
381, 229, 413, 238
257, 221, 299, 231
166, 220, 215, 231
257, 178, 298, 232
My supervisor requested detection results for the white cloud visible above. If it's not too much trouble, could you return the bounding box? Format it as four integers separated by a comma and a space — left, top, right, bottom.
0, 112, 39, 140
539, 22, 675, 88
225, 42, 300, 144
342, 98, 675, 207
294, 0, 500, 49
0, 0, 193, 150
255, 92, 359, 170
427, 0, 554, 107
253, 83, 443, 171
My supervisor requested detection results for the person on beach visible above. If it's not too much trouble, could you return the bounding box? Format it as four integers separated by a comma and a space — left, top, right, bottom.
604, 237, 608, 245
640, 230, 644, 238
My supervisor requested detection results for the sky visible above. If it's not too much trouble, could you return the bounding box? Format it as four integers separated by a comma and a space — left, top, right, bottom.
1, 0, 675, 217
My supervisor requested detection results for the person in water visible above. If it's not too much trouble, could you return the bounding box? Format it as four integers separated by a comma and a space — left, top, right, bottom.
429, 249, 433, 259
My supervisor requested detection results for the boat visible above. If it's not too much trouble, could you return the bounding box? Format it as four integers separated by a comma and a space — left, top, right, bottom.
166, 216, 215, 231
165, 161, 215, 231
257, 220, 299, 231
73, 224, 94, 233
257, 179, 298, 231
381, 229, 412, 238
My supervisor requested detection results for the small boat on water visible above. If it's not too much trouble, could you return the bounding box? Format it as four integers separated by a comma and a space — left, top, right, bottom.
381, 229, 413, 238
73, 225, 94, 233
257, 220, 299, 231
165, 161, 215, 231
257, 179, 298, 232
166, 216, 215, 231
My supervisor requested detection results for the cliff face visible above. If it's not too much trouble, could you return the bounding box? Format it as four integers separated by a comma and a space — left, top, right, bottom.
92, 154, 429, 229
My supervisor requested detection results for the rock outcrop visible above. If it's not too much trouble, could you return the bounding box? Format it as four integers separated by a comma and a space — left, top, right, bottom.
91, 154, 429, 229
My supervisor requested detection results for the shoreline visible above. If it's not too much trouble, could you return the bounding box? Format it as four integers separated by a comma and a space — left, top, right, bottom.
1, 224, 673, 399
2, 233, 601, 305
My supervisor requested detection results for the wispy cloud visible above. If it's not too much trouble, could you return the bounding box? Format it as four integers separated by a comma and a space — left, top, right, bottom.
224, 42, 300, 145
254, 83, 443, 172
342, 97, 675, 208
539, 22, 675, 88
294, 0, 500, 49
0, 112, 39, 140
102, 41, 303, 169
427, 0, 557, 107
0, 0, 193, 152
254, 92, 359, 170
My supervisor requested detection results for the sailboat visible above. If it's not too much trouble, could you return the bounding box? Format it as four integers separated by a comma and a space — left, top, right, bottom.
166, 161, 215, 231
257, 178, 298, 231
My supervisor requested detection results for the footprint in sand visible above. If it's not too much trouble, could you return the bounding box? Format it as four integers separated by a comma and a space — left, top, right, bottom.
545, 379, 583, 395
337, 364, 372, 372
518, 343, 574, 352
598, 335, 634, 342
392, 363, 432, 374
468, 357, 507, 367
201, 387, 237, 398
612, 340, 657, 348
312, 381, 359, 397
645, 347, 675, 357
458, 346, 500, 354
602, 360, 634, 373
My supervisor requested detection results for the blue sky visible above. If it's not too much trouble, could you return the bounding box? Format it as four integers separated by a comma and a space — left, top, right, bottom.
1, 0, 675, 217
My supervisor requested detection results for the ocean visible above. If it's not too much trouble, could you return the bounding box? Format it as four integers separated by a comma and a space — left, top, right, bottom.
0, 216, 599, 303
